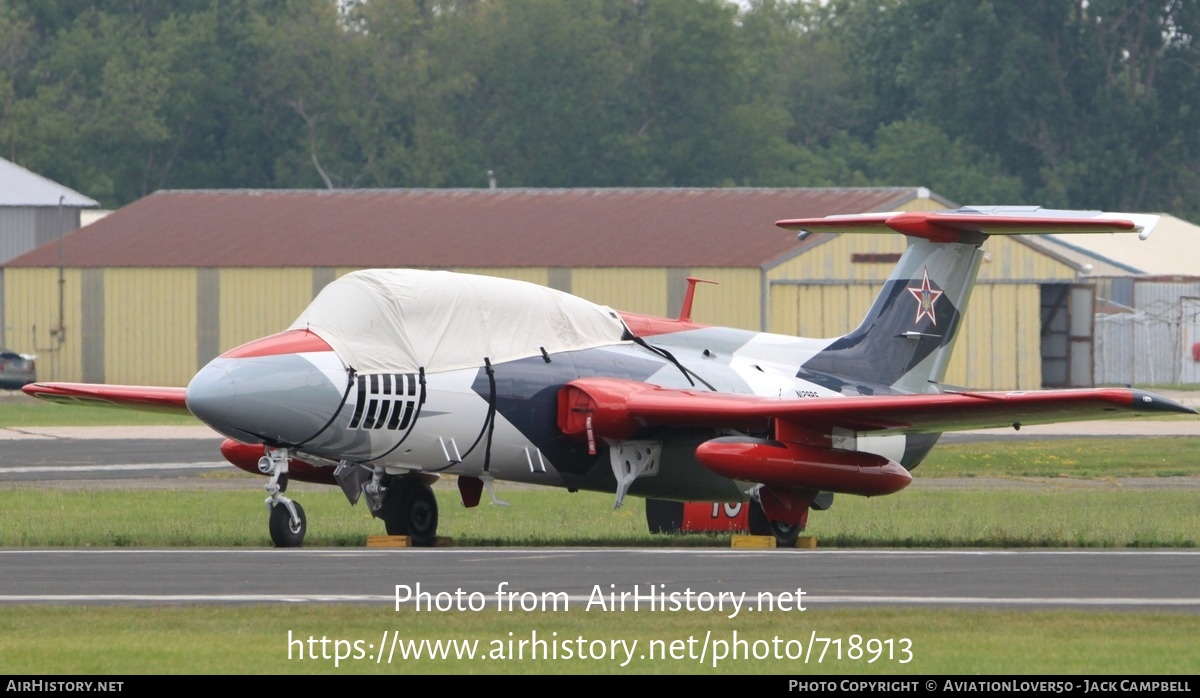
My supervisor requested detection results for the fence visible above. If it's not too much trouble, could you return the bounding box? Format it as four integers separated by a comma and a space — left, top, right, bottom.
1094, 297, 1200, 385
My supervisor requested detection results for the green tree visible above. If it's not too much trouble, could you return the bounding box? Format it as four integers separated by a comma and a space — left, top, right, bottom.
3, 0, 304, 205
838, 0, 1200, 216
422, 0, 650, 187
254, 1, 401, 188
9, 9, 171, 204
0, 5, 33, 163
866, 120, 1024, 204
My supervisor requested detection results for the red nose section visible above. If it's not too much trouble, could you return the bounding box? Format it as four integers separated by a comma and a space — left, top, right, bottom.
219, 439, 336, 485
219, 330, 334, 359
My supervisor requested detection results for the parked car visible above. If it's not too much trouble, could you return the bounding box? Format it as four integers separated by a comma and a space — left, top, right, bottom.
0, 350, 36, 390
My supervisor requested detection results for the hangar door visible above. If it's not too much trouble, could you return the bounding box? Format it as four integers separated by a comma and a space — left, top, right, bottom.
1041, 283, 1094, 388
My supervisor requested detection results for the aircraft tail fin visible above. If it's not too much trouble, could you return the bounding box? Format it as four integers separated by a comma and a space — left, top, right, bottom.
775, 207, 1158, 393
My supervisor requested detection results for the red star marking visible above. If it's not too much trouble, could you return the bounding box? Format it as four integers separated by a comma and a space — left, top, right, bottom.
906, 267, 944, 326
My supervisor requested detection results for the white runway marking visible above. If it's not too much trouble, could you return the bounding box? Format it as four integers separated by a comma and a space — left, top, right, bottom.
0, 594, 1196, 607
0, 547, 1198, 556
0, 595, 390, 603
0, 462, 227, 474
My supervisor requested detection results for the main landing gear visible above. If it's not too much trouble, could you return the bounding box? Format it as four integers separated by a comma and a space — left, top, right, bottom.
748, 500, 800, 548
747, 489, 832, 548
359, 466, 439, 547
377, 476, 439, 547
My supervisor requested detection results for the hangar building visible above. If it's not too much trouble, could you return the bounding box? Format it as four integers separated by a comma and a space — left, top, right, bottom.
0, 157, 98, 350
4, 187, 1088, 389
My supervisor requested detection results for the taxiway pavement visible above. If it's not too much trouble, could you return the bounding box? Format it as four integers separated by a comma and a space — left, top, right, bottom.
0, 548, 1196, 611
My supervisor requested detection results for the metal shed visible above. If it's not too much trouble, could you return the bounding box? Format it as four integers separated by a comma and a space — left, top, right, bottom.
0, 157, 98, 350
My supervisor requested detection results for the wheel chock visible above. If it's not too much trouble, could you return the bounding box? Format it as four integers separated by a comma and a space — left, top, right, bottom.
730, 535, 818, 549
731, 534, 775, 548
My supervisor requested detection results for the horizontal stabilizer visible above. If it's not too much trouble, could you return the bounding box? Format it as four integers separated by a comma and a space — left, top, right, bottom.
22, 382, 191, 415
777, 207, 1159, 243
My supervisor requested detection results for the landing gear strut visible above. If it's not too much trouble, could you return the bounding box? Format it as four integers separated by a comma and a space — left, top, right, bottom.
260, 446, 307, 548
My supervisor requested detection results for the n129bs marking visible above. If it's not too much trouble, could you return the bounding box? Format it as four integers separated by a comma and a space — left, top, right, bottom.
680, 501, 749, 533
711, 503, 743, 518
349, 373, 419, 430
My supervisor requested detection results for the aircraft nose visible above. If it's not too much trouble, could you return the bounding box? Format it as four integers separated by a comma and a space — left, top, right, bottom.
185, 364, 237, 425
186, 331, 349, 446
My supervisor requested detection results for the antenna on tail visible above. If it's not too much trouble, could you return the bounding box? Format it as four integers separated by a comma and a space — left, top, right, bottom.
678, 277, 717, 323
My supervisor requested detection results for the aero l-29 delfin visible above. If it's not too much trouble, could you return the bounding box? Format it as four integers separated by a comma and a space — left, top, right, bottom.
23, 207, 1197, 547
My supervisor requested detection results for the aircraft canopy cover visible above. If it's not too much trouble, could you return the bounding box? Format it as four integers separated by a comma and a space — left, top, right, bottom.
288, 269, 630, 373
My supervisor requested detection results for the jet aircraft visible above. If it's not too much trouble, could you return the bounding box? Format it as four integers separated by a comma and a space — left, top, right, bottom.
23, 207, 1197, 547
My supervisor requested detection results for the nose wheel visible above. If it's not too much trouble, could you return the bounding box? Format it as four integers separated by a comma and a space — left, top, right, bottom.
268, 500, 307, 547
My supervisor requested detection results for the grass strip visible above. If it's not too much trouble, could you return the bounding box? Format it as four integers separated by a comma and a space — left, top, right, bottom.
0, 605, 1196, 674
918, 437, 1200, 478
0, 485, 1196, 548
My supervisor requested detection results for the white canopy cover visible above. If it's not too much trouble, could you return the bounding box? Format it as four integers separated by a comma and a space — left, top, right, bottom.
288, 269, 629, 374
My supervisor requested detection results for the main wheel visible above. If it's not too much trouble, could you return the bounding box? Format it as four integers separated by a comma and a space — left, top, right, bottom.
381, 478, 439, 547
268, 501, 306, 548
380, 486, 410, 536
748, 500, 799, 548
645, 499, 684, 534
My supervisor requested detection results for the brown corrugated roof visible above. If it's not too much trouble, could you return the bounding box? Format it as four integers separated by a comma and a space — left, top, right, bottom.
4, 187, 937, 268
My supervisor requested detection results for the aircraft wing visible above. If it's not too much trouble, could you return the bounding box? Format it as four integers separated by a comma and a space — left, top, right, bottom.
22, 382, 191, 415
559, 378, 1196, 439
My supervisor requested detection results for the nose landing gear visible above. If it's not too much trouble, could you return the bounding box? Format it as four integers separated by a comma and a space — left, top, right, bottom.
261, 447, 307, 548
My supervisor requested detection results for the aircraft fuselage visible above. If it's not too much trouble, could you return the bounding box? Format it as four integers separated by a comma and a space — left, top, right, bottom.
186, 326, 932, 504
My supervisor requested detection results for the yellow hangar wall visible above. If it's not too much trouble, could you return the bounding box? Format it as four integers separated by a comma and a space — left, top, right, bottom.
7, 267, 316, 386
766, 235, 1079, 389
445, 266, 761, 331
565, 267, 761, 330
4, 268, 85, 384
104, 269, 197, 386
4, 264, 763, 385
216, 268, 316, 353
4, 234, 1074, 388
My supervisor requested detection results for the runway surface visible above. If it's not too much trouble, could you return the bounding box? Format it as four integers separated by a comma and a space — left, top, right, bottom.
0, 548, 1197, 611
